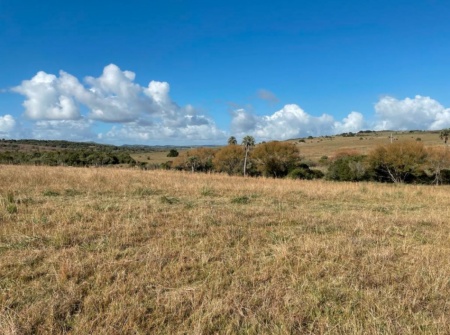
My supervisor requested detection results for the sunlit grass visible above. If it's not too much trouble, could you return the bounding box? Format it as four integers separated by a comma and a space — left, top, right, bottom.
0, 165, 449, 334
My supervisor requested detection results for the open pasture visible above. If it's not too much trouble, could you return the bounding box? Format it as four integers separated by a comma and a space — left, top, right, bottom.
130, 131, 445, 167
0, 165, 449, 334
291, 131, 444, 161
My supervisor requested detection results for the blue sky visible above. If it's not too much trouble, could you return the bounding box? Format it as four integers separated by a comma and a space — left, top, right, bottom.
1, 0, 450, 145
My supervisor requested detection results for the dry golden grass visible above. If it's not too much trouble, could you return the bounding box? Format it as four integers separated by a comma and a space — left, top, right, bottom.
292, 131, 444, 161
0, 165, 449, 334
131, 150, 189, 165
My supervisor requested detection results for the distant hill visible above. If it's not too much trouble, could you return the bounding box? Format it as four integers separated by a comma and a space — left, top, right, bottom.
0, 130, 446, 166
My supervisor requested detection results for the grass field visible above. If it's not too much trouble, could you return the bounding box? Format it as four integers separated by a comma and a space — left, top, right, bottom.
291, 131, 444, 161
1, 165, 449, 334
130, 131, 445, 166
131, 151, 179, 166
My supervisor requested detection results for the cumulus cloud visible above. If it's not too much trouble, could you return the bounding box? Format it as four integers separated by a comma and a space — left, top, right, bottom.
257, 89, 279, 104
12, 64, 172, 123
102, 118, 226, 145
374, 95, 450, 130
0, 114, 16, 137
12, 64, 450, 145
231, 104, 365, 140
11, 64, 225, 143
334, 111, 365, 134
31, 119, 96, 141
12, 71, 81, 120
83, 64, 154, 122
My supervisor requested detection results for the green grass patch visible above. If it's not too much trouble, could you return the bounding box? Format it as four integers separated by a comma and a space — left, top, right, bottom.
231, 196, 250, 204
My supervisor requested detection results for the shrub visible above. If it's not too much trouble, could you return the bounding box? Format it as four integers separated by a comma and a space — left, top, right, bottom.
213, 145, 244, 175
368, 141, 428, 183
172, 148, 215, 172
326, 155, 371, 181
427, 147, 450, 185
167, 149, 179, 157
318, 155, 329, 165
440, 169, 450, 184
160, 161, 172, 170
251, 141, 301, 178
288, 165, 324, 180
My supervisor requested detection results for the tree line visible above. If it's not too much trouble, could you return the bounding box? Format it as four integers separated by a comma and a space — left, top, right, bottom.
3, 132, 450, 185
0, 149, 136, 167
165, 134, 450, 185
169, 137, 322, 179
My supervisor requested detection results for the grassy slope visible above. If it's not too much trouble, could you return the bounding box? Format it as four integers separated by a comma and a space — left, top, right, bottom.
1, 131, 444, 166
1, 166, 449, 334
291, 131, 444, 161
132, 131, 445, 165
131, 151, 177, 165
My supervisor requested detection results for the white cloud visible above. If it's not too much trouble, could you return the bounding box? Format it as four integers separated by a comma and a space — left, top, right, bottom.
231, 108, 260, 133
334, 111, 365, 134
83, 64, 152, 122
11, 64, 226, 143
145, 80, 170, 105
12, 64, 450, 145
12, 71, 81, 120
102, 118, 226, 145
374, 95, 450, 130
11, 64, 198, 124
31, 119, 96, 141
0, 114, 16, 137
257, 89, 279, 103
231, 104, 365, 140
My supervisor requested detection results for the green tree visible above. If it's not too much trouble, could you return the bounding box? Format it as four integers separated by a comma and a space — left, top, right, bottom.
167, 149, 179, 157
326, 154, 370, 181
227, 136, 237, 145
173, 148, 215, 172
188, 156, 198, 173
440, 129, 450, 144
288, 164, 324, 180
242, 135, 255, 177
251, 141, 301, 178
427, 147, 450, 185
369, 141, 428, 183
213, 145, 244, 175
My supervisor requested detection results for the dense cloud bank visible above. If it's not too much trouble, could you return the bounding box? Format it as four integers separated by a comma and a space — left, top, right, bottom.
3, 64, 450, 144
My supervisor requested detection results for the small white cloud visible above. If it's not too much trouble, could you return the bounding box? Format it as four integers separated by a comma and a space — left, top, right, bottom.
231, 104, 364, 140
334, 111, 365, 134
257, 89, 279, 103
145, 80, 171, 105
0, 114, 16, 137
374, 95, 450, 130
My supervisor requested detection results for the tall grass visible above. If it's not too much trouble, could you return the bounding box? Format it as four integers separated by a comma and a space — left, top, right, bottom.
0, 165, 449, 334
